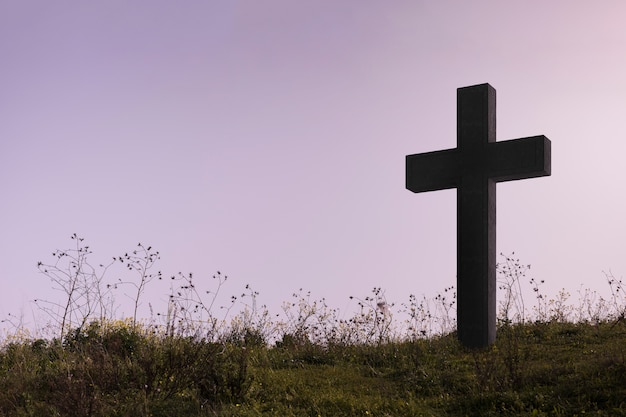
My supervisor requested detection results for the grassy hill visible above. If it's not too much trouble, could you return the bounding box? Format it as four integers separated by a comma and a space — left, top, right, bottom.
1, 319, 625, 416
3, 241, 625, 415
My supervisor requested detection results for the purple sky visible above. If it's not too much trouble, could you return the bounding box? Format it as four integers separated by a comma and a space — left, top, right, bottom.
2, 1, 626, 332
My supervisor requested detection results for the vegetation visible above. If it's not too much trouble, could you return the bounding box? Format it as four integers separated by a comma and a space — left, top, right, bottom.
1, 236, 625, 416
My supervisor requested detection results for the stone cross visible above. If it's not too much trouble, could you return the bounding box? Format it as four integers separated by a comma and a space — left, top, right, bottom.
405, 83, 551, 348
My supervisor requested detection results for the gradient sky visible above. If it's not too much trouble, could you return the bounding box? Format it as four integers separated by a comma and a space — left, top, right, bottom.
2, 1, 626, 332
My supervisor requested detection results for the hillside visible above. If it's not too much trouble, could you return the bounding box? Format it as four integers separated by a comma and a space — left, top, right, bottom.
1, 320, 625, 416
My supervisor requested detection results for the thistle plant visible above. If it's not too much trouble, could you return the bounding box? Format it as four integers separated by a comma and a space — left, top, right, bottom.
36, 234, 117, 339
114, 243, 161, 328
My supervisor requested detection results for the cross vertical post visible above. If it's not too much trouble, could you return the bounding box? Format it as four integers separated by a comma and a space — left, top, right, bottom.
406, 83, 551, 348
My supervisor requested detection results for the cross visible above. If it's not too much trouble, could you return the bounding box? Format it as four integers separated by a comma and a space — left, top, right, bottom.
406, 83, 551, 348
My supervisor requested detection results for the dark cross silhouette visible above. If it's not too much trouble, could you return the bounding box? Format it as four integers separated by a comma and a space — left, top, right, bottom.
406, 83, 551, 348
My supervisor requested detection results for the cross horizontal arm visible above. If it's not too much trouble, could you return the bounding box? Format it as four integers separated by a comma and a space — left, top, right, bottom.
487, 135, 551, 182
406, 148, 460, 193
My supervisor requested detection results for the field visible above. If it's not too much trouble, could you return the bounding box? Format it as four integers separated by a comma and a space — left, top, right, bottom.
1, 238, 625, 416
1, 320, 625, 416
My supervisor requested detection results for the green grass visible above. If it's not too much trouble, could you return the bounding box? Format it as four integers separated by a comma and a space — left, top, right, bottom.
8, 242, 625, 415
1, 320, 625, 416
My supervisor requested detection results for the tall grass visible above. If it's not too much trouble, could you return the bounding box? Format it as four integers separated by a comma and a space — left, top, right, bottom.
1, 237, 625, 416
